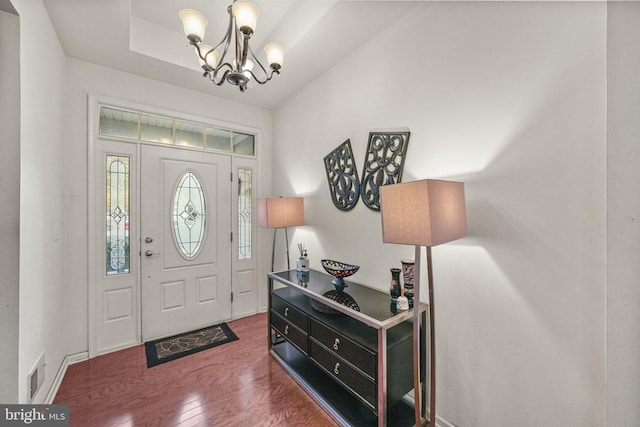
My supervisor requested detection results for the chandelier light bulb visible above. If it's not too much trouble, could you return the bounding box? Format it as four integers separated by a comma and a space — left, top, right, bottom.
264, 43, 284, 70
179, 9, 208, 43
231, 0, 259, 35
243, 59, 254, 80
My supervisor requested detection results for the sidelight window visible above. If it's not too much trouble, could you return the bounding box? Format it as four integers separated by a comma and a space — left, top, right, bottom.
237, 168, 253, 260
106, 155, 130, 275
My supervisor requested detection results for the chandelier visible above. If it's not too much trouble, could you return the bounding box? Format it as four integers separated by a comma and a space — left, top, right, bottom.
179, 1, 284, 92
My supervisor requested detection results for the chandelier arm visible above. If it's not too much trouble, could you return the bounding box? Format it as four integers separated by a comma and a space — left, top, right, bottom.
247, 44, 269, 77
244, 68, 279, 85
213, 11, 235, 70
191, 42, 208, 64
211, 63, 234, 85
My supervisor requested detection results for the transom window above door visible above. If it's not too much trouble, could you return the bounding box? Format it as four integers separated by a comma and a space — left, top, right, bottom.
98, 105, 255, 156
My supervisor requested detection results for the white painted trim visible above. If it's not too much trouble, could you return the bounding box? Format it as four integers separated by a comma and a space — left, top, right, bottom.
87, 93, 98, 358
66, 352, 90, 365
403, 394, 458, 427
44, 352, 89, 404
95, 341, 140, 358
436, 415, 459, 427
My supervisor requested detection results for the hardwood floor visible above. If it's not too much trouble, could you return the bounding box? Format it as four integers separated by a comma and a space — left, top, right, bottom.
54, 313, 338, 427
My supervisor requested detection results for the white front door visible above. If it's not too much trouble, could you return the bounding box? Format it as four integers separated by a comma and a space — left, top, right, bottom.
140, 145, 232, 341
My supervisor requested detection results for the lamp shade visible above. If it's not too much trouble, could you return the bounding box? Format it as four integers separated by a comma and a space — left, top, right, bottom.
231, 0, 259, 34
179, 9, 208, 43
380, 179, 467, 247
264, 43, 284, 69
258, 197, 304, 228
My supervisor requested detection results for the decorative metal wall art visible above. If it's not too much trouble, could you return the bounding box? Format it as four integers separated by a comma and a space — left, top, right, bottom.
323, 140, 361, 211
360, 131, 410, 211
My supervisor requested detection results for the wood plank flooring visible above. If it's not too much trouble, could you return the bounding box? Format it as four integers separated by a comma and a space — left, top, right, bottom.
54, 313, 338, 427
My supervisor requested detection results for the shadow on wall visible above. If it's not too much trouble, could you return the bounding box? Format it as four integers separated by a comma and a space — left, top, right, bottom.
439, 73, 605, 425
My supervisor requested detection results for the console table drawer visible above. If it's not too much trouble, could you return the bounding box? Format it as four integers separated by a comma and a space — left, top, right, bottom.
271, 294, 308, 332
271, 311, 308, 355
310, 339, 376, 409
310, 319, 376, 379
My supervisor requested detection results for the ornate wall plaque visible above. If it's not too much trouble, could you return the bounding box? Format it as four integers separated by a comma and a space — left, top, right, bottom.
323, 140, 361, 211
360, 131, 410, 211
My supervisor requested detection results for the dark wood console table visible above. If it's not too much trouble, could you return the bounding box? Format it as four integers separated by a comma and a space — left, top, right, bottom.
268, 269, 427, 427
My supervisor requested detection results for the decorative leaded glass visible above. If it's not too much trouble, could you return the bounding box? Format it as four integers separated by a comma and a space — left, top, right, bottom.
172, 171, 207, 259
106, 155, 130, 275
238, 168, 253, 260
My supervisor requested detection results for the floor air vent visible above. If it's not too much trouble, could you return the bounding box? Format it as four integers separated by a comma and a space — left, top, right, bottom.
28, 353, 45, 402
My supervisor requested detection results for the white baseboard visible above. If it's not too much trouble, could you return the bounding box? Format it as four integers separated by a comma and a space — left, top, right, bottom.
44, 352, 89, 404
402, 394, 458, 427
436, 415, 459, 427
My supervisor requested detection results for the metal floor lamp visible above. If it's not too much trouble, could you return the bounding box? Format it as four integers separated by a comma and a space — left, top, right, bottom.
380, 179, 467, 426
259, 197, 305, 271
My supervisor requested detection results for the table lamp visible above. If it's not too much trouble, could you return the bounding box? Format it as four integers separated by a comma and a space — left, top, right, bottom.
258, 197, 305, 271
380, 179, 467, 427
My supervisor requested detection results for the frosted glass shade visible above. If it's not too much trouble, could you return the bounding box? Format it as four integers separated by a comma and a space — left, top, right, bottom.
179, 9, 208, 43
264, 43, 284, 68
380, 179, 467, 247
231, 0, 259, 34
243, 59, 254, 79
258, 198, 304, 228
196, 44, 218, 68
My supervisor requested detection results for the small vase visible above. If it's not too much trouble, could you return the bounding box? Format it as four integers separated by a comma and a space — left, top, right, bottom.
401, 259, 415, 307
390, 268, 401, 303
296, 256, 309, 272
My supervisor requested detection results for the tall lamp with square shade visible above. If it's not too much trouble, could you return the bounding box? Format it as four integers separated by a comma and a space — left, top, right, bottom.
258, 197, 305, 271
380, 179, 467, 427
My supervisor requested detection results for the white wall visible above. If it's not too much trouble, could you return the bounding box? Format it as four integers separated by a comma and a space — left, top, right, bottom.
12, 0, 68, 404
0, 8, 20, 403
64, 58, 273, 355
273, 2, 606, 426
607, 2, 640, 426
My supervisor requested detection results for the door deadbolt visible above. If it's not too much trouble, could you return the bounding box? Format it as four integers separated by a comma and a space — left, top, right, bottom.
145, 237, 153, 243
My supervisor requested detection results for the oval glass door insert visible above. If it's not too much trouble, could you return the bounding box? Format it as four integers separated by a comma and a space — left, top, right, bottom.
172, 171, 207, 259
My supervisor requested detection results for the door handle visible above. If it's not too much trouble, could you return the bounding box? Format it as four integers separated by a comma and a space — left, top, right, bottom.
145, 250, 160, 257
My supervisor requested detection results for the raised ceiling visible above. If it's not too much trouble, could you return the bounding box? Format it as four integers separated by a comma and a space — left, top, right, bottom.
44, 0, 420, 109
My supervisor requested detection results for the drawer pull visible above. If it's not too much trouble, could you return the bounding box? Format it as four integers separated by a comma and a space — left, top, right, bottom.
284, 307, 289, 317
333, 362, 340, 375
284, 325, 289, 335
333, 338, 340, 351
